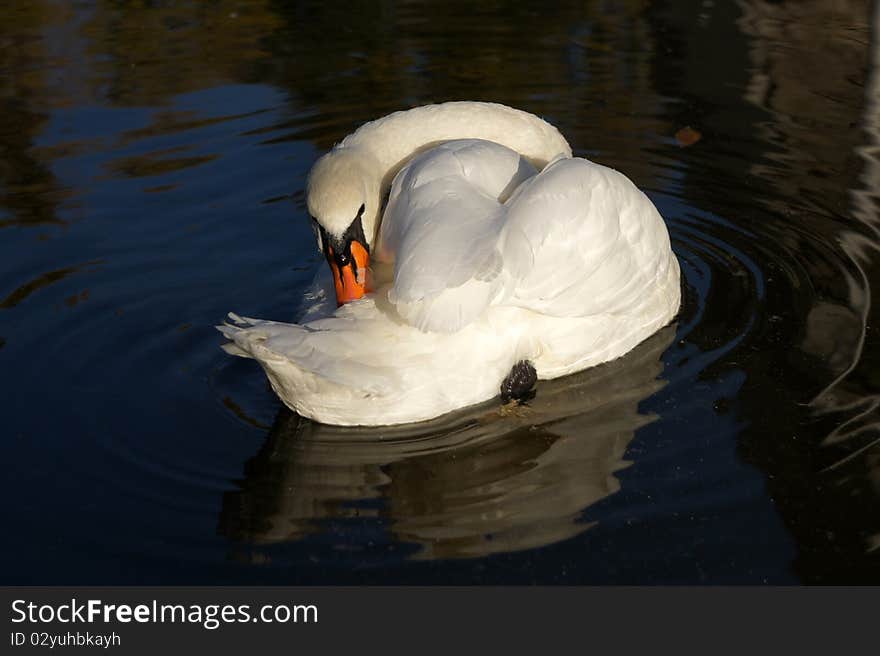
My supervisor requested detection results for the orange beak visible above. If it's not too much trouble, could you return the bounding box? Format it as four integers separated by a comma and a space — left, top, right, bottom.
328, 240, 371, 306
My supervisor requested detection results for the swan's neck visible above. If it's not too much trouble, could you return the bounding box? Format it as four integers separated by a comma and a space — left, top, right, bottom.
340, 101, 573, 242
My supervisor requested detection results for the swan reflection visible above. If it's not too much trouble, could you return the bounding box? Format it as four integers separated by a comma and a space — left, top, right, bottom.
218, 323, 676, 561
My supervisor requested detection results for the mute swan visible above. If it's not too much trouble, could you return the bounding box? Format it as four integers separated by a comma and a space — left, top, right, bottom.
219, 102, 680, 426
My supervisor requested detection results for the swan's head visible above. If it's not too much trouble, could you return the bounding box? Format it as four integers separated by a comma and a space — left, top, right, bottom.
307, 147, 382, 306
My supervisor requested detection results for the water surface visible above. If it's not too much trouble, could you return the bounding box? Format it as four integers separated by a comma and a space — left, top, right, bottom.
2, 0, 880, 584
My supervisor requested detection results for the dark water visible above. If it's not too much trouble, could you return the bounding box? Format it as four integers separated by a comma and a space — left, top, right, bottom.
2, 0, 879, 584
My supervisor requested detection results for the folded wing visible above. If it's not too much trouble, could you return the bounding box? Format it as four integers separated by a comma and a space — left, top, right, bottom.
377, 140, 536, 332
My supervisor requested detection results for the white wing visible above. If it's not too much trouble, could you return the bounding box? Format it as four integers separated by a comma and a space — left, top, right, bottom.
376, 140, 536, 332
501, 157, 676, 319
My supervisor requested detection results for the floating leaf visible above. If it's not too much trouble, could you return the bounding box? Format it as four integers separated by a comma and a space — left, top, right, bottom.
675, 126, 702, 147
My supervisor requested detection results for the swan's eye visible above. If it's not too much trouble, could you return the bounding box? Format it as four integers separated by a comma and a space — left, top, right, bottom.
357, 203, 365, 218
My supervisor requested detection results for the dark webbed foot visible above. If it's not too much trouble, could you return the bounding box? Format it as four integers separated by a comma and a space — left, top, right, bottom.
500, 360, 537, 403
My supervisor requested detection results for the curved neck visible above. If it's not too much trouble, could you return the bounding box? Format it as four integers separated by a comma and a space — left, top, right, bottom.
341, 101, 572, 215
312, 102, 573, 248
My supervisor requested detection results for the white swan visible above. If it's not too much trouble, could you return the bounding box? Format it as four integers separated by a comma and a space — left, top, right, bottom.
219, 102, 680, 426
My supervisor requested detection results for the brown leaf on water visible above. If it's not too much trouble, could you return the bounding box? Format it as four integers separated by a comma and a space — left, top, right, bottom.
675, 126, 702, 147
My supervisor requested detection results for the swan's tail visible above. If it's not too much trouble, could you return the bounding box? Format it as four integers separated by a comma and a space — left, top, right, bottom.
217, 313, 306, 361
217, 313, 260, 358
216, 309, 397, 395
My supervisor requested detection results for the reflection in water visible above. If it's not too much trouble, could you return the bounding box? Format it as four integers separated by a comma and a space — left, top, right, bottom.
0, 259, 102, 309
81, 1, 282, 106
733, 0, 880, 578
0, 2, 69, 229
219, 325, 676, 561
841, 0, 880, 557
737, 0, 872, 396
739, 4, 880, 444
737, 0, 873, 395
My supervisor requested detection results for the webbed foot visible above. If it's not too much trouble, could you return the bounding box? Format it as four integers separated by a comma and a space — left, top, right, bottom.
500, 360, 537, 404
